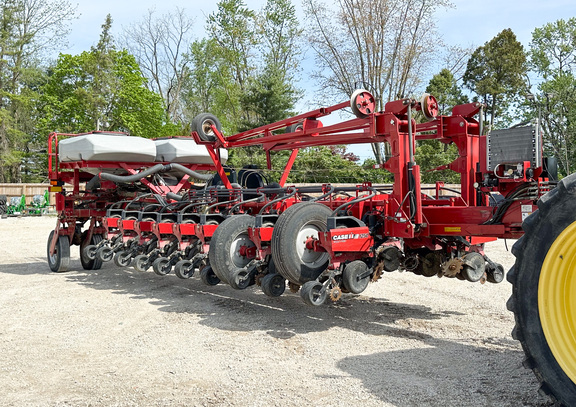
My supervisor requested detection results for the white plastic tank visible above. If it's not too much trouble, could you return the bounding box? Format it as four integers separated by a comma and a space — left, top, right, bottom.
154, 138, 228, 165
58, 133, 157, 163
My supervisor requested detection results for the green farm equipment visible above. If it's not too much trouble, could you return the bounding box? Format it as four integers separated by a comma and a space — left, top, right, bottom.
7, 195, 26, 216
28, 190, 50, 215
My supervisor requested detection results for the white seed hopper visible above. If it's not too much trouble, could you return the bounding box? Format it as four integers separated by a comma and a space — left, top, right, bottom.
58, 133, 157, 163
154, 138, 228, 165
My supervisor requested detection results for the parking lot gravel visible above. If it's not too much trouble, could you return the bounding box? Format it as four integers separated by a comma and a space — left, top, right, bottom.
0, 216, 552, 406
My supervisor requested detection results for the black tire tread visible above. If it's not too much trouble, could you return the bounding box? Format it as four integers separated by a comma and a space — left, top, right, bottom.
271, 202, 331, 285
209, 214, 255, 286
508, 174, 576, 406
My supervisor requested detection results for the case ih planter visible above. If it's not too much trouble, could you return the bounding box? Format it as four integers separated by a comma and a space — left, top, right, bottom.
46, 90, 574, 406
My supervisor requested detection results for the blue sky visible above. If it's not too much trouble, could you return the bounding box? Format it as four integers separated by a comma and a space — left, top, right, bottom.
66, 0, 576, 160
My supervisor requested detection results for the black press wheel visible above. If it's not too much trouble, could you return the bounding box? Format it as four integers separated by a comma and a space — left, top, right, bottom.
80, 234, 103, 270
97, 246, 114, 262
174, 260, 195, 279
47, 230, 70, 272
83, 244, 98, 261
153, 257, 172, 276
271, 202, 331, 285
508, 173, 576, 406
113, 250, 132, 268
133, 254, 150, 272
300, 281, 327, 306
192, 113, 222, 142
200, 264, 220, 286
261, 273, 286, 297
209, 215, 256, 288
342, 260, 370, 294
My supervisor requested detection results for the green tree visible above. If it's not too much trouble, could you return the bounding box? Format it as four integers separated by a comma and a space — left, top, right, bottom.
203, 0, 257, 133
425, 69, 468, 115
39, 15, 170, 139
302, 0, 451, 164
463, 28, 528, 130
239, 0, 302, 130
182, 39, 222, 121
414, 68, 466, 184
528, 18, 576, 176
0, 0, 78, 182
122, 8, 194, 123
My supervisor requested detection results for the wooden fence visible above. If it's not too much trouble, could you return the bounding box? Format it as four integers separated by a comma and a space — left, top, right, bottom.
0, 184, 54, 207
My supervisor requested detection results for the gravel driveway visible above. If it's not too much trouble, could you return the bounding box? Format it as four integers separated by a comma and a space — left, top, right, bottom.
0, 216, 552, 406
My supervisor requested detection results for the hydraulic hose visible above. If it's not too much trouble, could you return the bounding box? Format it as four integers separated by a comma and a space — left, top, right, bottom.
165, 163, 213, 181
166, 192, 183, 201
99, 164, 168, 183
91, 163, 212, 188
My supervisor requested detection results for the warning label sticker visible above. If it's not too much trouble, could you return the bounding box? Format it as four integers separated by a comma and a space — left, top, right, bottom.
444, 226, 461, 233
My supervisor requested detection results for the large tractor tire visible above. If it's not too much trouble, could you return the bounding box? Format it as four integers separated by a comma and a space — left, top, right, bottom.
508, 174, 576, 406
209, 214, 256, 289
271, 202, 331, 285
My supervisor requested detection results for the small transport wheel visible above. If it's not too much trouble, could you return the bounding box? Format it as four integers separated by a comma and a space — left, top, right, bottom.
97, 246, 114, 262
286, 122, 304, 133
261, 273, 286, 297
209, 214, 256, 286
174, 260, 195, 279
419, 93, 439, 121
133, 254, 150, 272
113, 251, 132, 267
342, 260, 370, 294
300, 281, 327, 306
192, 113, 222, 142
350, 89, 376, 118
81, 234, 103, 270
47, 230, 70, 272
508, 173, 576, 406
153, 257, 172, 276
271, 202, 331, 285
200, 264, 220, 286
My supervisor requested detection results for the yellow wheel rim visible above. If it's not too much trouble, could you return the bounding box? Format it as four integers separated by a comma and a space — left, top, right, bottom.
539, 220, 576, 384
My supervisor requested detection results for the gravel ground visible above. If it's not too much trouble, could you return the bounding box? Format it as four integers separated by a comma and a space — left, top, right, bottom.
0, 216, 552, 407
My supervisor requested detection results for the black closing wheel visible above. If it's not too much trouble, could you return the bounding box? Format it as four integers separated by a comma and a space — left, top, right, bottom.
461, 252, 485, 282
300, 281, 327, 306
174, 260, 195, 279
271, 203, 331, 285
342, 260, 370, 294
192, 113, 222, 142
200, 264, 220, 286
113, 251, 132, 268
80, 234, 103, 270
261, 273, 286, 297
47, 230, 70, 273
153, 257, 172, 276
133, 254, 150, 272
209, 215, 256, 288
508, 173, 576, 406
